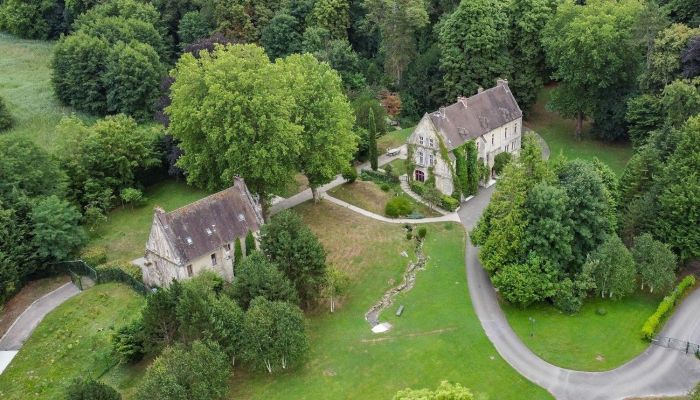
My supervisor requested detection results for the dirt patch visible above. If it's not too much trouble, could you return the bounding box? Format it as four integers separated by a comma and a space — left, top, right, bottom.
0, 275, 70, 337
595, 354, 605, 362
361, 327, 458, 343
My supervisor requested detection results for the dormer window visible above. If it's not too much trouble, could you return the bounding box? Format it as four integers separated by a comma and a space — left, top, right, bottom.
238, 213, 245, 222
186, 237, 193, 245
206, 228, 213, 236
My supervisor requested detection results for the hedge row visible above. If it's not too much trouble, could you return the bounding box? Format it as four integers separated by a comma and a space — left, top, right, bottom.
641, 275, 696, 341
409, 181, 459, 211
360, 169, 399, 184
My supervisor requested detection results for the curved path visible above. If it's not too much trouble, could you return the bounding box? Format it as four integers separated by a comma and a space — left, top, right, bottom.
459, 185, 700, 400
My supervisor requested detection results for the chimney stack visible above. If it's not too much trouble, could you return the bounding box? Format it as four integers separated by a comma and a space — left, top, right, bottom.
457, 96, 468, 108
477, 87, 484, 94
439, 106, 446, 117
154, 206, 165, 215
497, 78, 508, 87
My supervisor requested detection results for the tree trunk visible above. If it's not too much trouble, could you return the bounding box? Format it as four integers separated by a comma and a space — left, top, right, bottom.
311, 185, 321, 203
330, 296, 335, 313
575, 111, 583, 141
261, 195, 271, 222
265, 360, 272, 374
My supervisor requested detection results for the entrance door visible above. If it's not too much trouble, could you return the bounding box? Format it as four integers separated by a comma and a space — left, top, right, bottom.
415, 170, 425, 182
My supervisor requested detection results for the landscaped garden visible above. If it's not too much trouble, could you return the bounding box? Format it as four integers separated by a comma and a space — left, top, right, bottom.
525, 86, 633, 176
0, 283, 145, 399
328, 179, 439, 218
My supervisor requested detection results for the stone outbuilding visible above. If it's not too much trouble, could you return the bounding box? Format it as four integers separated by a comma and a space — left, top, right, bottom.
140, 177, 263, 287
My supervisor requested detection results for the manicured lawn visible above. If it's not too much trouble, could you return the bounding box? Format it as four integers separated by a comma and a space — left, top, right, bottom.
328, 180, 439, 217
0, 283, 145, 399
0, 33, 93, 151
229, 202, 550, 399
503, 293, 660, 371
525, 87, 633, 175
87, 180, 210, 263
386, 158, 407, 176
377, 126, 414, 153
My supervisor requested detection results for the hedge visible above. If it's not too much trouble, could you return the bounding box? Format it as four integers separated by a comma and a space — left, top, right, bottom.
410, 181, 425, 195
440, 195, 459, 211
361, 168, 399, 184
641, 275, 696, 341
385, 196, 413, 217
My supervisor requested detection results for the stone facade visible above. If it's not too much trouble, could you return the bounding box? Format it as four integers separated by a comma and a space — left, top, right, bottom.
141, 177, 263, 287
407, 80, 523, 197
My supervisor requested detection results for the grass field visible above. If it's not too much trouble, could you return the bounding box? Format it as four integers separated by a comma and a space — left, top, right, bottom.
525, 87, 633, 175
0, 33, 93, 150
328, 180, 439, 217
0, 283, 145, 399
377, 126, 414, 153
386, 158, 407, 176
227, 202, 550, 400
503, 293, 660, 371
87, 180, 210, 262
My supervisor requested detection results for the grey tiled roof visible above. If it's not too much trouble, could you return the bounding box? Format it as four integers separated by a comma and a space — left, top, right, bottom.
156, 178, 263, 263
428, 82, 522, 150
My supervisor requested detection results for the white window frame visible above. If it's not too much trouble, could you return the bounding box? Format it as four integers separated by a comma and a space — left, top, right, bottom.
429, 154, 435, 166
429, 138, 434, 147
419, 135, 424, 146
418, 151, 424, 165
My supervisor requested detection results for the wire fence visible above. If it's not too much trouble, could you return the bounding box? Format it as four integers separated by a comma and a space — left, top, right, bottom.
51, 260, 148, 296
652, 336, 700, 358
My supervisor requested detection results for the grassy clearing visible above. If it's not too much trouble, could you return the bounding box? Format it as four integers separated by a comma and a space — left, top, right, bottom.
377, 126, 414, 153
0, 275, 70, 337
525, 87, 633, 175
503, 293, 660, 371
0, 283, 145, 399
328, 180, 439, 217
386, 158, 407, 176
87, 180, 210, 263
0, 33, 93, 151
229, 202, 549, 399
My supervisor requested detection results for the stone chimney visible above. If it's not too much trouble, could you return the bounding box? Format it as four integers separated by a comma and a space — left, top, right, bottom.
457, 96, 468, 108
497, 78, 508, 87
477, 87, 484, 93
439, 106, 446, 118
154, 206, 165, 215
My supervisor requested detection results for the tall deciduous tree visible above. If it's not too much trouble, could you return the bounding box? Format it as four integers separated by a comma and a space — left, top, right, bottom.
523, 182, 573, 270
542, 0, 645, 140
632, 233, 677, 294
260, 211, 327, 308
439, 0, 511, 100
273, 54, 358, 201
363, 0, 429, 85
167, 44, 303, 216
243, 297, 308, 373
261, 13, 303, 60
586, 234, 636, 299
640, 24, 699, 92
30, 195, 86, 262
229, 252, 298, 309
311, 0, 350, 39
322, 266, 350, 312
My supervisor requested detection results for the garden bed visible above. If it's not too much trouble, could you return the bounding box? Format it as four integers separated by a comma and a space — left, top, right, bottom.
327, 180, 440, 218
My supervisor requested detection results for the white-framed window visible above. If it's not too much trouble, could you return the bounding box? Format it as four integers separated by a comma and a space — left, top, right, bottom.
418, 151, 424, 165
429, 138, 434, 147
211, 253, 217, 266
187, 264, 193, 277
491, 134, 494, 145
419, 135, 424, 146
429, 154, 435, 166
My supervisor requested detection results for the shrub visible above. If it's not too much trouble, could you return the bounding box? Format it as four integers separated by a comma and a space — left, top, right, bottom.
112, 318, 145, 363
439, 194, 460, 211
493, 152, 512, 175
410, 181, 425, 195
406, 232, 413, 240
417, 227, 427, 239
0, 96, 13, 131
120, 187, 145, 207
98, 261, 143, 281
361, 168, 399, 184
641, 275, 696, 340
385, 196, 413, 217
80, 245, 108, 266
380, 183, 391, 191
342, 165, 357, 183
383, 164, 393, 175
66, 377, 121, 400
595, 307, 607, 316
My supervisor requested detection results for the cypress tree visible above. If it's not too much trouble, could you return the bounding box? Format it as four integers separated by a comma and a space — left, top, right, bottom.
368, 108, 378, 170
234, 238, 243, 266
245, 230, 256, 255
465, 141, 479, 195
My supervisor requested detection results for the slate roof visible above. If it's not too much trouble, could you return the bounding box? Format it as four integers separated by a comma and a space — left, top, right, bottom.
155, 177, 263, 263
428, 81, 522, 150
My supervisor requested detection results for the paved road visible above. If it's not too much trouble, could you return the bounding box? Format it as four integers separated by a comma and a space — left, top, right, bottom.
458, 185, 700, 400
0, 283, 80, 351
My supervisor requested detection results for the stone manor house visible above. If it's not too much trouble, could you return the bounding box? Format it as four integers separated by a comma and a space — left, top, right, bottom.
407, 79, 523, 196
140, 177, 263, 287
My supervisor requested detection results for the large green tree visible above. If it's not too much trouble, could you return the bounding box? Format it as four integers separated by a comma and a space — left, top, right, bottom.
523, 182, 573, 270
586, 234, 636, 299
632, 233, 677, 294
640, 24, 699, 92
261, 13, 303, 60
260, 210, 327, 308
229, 252, 298, 309
167, 44, 302, 215
310, 0, 350, 39
542, 0, 645, 140
273, 54, 358, 201
439, 0, 511, 100
30, 196, 86, 262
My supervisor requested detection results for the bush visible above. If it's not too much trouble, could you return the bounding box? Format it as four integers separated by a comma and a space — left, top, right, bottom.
380, 183, 391, 191
493, 152, 512, 175
80, 245, 108, 266
361, 168, 399, 184
120, 188, 145, 207
383, 164, 393, 175
406, 232, 413, 240
0, 96, 13, 131
98, 261, 143, 281
112, 318, 145, 363
641, 275, 696, 340
385, 196, 413, 217
410, 181, 425, 195
66, 377, 121, 400
342, 165, 357, 183
595, 307, 607, 316
439, 195, 460, 211
417, 227, 427, 239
